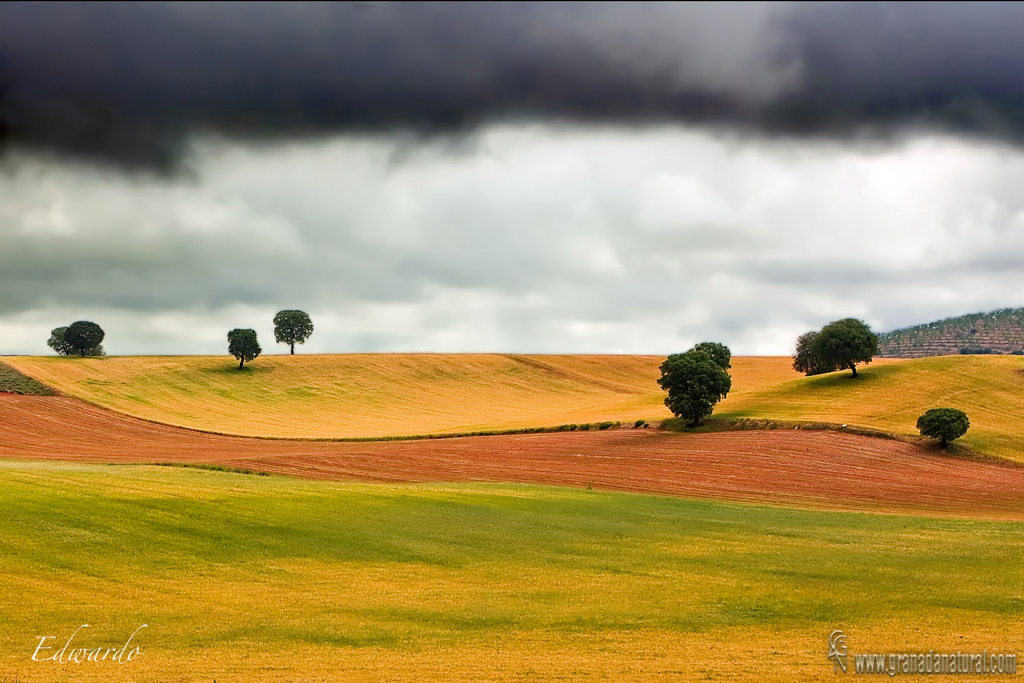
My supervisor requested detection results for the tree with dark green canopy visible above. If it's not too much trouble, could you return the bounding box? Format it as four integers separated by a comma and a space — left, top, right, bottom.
812, 318, 878, 378
792, 330, 835, 376
47, 326, 105, 356
692, 341, 731, 370
64, 321, 105, 357
658, 345, 732, 427
917, 408, 969, 448
273, 310, 314, 354
228, 328, 261, 369
46, 327, 76, 356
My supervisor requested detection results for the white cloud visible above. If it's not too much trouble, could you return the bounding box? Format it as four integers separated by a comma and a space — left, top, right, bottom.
3, 126, 1024, 356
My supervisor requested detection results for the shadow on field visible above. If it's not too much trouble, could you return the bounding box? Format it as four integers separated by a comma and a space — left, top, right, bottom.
792, 364, 901, 387
206, 363, 276, 375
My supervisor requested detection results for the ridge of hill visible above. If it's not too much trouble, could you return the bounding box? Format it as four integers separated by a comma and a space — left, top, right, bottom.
878, 307, 1024, 358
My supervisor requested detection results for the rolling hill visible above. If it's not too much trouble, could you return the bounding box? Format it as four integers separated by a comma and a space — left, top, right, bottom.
1, 354, 798, 439
878, 307, 1024, 358
5, 353, 1023, 460
717, 355, 1024, 460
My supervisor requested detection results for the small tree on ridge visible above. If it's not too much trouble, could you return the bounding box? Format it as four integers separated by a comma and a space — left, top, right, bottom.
228, 328, 261, 369
273, 310, 314, 355
48, 326, 105, 356
64, 321, 105, 357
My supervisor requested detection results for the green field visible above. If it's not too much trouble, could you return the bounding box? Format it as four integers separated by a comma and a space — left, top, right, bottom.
1, 461, 1021, 682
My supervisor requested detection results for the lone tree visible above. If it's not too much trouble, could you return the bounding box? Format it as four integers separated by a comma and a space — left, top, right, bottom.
792, 330, 834, 376
273, 310, 314, 354
48, 326, 105, 357
812, 318, 878, 378
917, 408, 970, 448
64, 321, 105, 357
658, 345, 733, 427
228, 328, 261, 369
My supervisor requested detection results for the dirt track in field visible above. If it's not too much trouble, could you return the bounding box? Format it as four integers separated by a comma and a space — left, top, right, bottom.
3, 395, 1024, 518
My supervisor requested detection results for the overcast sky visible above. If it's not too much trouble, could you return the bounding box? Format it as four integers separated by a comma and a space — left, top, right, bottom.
3, 1, 1024, 356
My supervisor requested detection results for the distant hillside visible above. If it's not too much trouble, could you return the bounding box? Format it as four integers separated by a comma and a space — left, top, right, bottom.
877, 308, 1024, 358
719, 355, 1024, 461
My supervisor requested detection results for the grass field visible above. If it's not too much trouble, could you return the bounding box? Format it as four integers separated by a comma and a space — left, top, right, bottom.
719, 355, 1024, 462
1, 461, 1021, 682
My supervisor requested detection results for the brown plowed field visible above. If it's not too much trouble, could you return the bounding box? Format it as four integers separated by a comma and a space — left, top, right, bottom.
3, 395, 1024, 518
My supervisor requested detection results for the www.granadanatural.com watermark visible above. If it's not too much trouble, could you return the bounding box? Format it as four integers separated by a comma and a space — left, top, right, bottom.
828, 630, 1017, 676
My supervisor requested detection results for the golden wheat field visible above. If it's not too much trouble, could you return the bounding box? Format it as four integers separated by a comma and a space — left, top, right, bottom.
3, 354, 798, 439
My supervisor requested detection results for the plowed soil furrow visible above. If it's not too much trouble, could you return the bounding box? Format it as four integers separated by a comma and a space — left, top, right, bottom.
3, 395, 1024, 518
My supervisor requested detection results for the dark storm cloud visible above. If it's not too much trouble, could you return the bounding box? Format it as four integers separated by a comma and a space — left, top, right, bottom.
0, 1, 781, 172
6, 1, 1024, 172
774, 2, 1024, 142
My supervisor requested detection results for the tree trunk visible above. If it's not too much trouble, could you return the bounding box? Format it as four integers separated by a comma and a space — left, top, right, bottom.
291, 342, 295, 355
239, 358, 244, 370
849, 363, 858, 378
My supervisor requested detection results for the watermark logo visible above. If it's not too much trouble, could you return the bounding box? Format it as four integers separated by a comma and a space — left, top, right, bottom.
31, 624, 147, 664
827, 629, 1017, 675
829, 630, 849, 674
